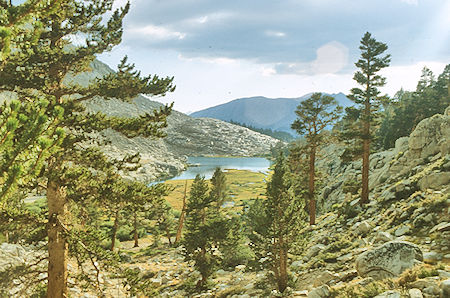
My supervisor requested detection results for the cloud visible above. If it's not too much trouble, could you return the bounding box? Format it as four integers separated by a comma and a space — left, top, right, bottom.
273, 41, 349, 75
119, 0, 448, 70
127, 25, 186, 41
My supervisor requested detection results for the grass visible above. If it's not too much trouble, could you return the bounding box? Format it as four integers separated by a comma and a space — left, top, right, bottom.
163, 169, 268, 211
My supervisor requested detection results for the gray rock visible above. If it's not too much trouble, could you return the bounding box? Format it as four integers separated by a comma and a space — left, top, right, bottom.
423, 285, 441, 296
423, 251, 442, 264
408, 112, 450, 159
394, 225, 411, 237
355, 241, 423, 280
408, 288, 423, 298
307, 285, 330, 298
374, 290, 401, 298
305, 244, 326, 259
292, 290, 309, 297
291, 260, 304, 270
418, 172, 450, 191
438, 270, 450, 278
410, 278, 438, 289
353, 221, 372, 236
312, 270, 339, 287
430, 222, 450, 233
375, 231, 394, 243
440, 279, 450, 297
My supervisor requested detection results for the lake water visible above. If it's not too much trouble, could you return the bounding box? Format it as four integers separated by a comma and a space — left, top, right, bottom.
170, 156, 271, 180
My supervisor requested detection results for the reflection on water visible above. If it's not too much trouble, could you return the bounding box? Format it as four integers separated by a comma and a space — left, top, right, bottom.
170, 156, 271, 180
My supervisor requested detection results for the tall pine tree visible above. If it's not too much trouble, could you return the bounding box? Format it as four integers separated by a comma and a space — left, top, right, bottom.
0, 1, 175, 296
291, 92, 341, 225
348, 32, 390, 205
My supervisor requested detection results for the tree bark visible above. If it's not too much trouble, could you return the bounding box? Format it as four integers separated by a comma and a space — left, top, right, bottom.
308, 144, 317, 225
278, 237, 288, 293
47, 179, 68, 298
133, 212, 139, 248
110, 210, 119, 251
361, 99, 371, 205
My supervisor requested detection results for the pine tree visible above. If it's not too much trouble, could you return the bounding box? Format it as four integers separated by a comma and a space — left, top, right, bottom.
377, 65, 450, 149
291, 93, 341, 225
0, 1, 175, 296
183, 174, 229, 289
247, 154, 307, 293
210, 167, 228, 207
348, 32, 390, 205
0, 1, 64, 208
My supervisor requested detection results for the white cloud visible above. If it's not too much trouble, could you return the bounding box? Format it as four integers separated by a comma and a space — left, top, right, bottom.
380, 61, 447, 95
128, 25, 186, 40
274, 41, 349, 75
184, 12, 235, 26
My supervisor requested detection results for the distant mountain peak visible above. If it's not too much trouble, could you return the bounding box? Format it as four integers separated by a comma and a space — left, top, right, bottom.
190, 93, 353, 134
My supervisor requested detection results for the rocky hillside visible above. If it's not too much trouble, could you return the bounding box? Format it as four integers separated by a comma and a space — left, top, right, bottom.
73, 61, 281, 181
2, 109, 448, 297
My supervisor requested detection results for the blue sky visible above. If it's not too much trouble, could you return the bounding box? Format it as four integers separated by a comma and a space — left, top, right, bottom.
99, 0, 450, 113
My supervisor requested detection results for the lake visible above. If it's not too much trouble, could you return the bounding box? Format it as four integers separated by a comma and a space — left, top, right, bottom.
170, 156, 271, 180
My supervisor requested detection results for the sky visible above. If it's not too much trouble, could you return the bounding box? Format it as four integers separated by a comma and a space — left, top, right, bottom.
98, 0, 450, 113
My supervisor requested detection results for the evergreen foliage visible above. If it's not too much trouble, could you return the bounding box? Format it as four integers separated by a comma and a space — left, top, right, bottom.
346, 32, 391, 205
0, 0, 175, 295
377, 65, 450, 149
228, 120, 296, 142
183, 174, 230, 289
247, 154, 307, 293
291, 92, 342, 225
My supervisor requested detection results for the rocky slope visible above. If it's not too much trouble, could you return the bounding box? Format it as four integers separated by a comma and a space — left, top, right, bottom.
1, 106, 448, 297
73, 60, 281, 181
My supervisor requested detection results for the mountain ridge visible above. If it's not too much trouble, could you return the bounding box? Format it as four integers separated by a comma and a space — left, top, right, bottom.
190, 93, 352, 134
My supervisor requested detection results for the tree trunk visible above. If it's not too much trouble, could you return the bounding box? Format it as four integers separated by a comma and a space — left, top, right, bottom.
278, 237, 288, 293
174, 181, 187, 245
165, 226, 172, 247
308, 144, 317, 225
361, 99, 371, 205
133, 212, 139, 248
110, 210, 119, 251
47, 179, 68, 298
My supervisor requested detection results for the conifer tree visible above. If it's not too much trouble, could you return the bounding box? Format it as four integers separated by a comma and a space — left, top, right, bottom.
247, 154, 307, 293
183, 174, 229, 289
291, 93, 341, 225
377, 65, 450, 149
348, 32, 390, 205
210, 167, 228, 207
0, 1, 64, 207
0, 1, 175, 296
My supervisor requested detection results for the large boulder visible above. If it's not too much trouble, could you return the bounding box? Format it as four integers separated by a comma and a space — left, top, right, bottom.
355, 241, 423, 280
408, 112, 450, 160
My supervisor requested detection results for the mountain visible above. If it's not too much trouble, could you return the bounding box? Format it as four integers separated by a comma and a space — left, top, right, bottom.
190, 93, 353, 135
73, 60, 281, 182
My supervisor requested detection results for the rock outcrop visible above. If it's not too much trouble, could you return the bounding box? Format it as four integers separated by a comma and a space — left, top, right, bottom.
355, 241, 423, 279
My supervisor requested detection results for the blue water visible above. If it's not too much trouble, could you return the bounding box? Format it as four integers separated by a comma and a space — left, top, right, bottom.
171, 156, 271, 180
